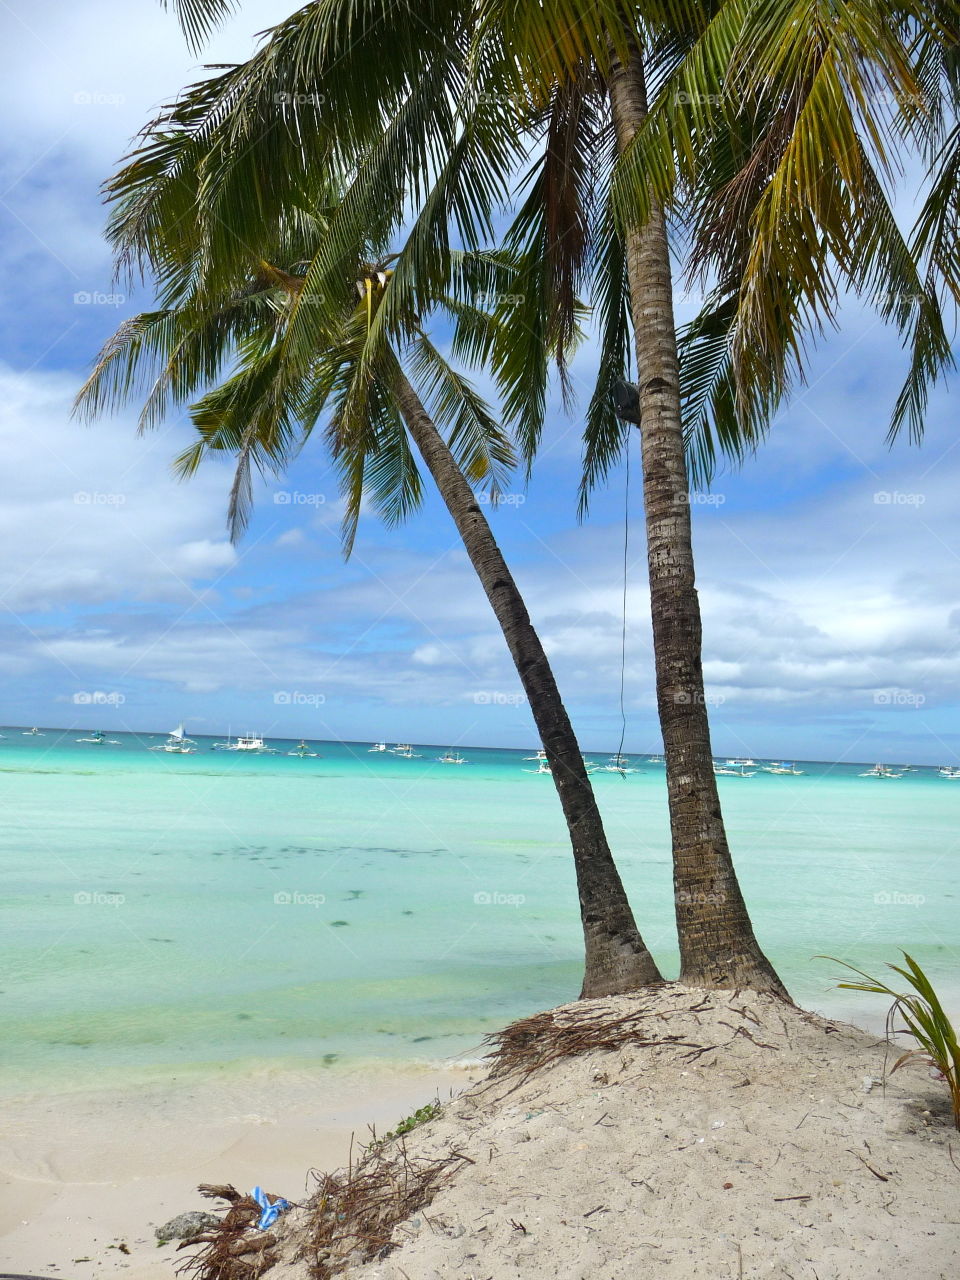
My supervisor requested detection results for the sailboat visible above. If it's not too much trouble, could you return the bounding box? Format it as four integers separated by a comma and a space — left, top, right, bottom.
149, 723, 197, 753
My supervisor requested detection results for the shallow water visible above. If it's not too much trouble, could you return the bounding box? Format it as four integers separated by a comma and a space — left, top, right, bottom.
2, 729, 957, 1096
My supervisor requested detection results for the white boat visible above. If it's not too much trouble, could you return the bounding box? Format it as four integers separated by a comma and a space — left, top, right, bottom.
390, 743, 413, 754
214, 732, 274, 753
646, 754, 665, 765
725, 758, 756, 767
23, 727, 44, 736
523, 748, 548, 762
288, 740, 319, 758
937, 765, 960, 778
714, 762, 755, 777
858, 764, 903, 778
149, 723, 197, 753
438, 750, 468, 764
761, 762, 805, 775
369, 742, 388, 752
524, 761, 553, 775
77, 730, 121, 745
395, 746, 421, 759
600, 753, 638, 774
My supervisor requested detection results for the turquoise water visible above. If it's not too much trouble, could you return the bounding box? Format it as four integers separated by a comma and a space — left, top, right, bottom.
2, 729, 957, 1095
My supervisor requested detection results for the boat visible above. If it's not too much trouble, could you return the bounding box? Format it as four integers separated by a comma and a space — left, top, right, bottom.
858, 764, 903, 778
438, 750, 468, 764
368, 742, 388, 753
288, 740, 319, 758
77, 730, 120, 745
23, 727, 44, 736
524, 761, 553, 775
395, 746, 421, 759
390, 743, 413, 754
600, 753, 638, 774
148, 723, 197, 753
523, 748, 548, 762
725, 758, 756, 767
713, 762, 755, 777
216, 733, 275, 753
761, 762, 805, 776
937, 765, 960, 778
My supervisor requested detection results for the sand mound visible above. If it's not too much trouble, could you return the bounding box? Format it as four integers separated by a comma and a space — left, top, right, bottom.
228, 986, 960, 1279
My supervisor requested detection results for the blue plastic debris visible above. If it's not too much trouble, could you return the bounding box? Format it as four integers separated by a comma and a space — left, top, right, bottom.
251, 1185, 291, 1231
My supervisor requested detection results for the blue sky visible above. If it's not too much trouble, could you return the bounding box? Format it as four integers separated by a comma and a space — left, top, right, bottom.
1, 0, 958, 763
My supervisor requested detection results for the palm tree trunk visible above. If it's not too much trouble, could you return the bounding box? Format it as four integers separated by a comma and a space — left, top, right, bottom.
606, 45, 788, 997
393, 370, 662, 997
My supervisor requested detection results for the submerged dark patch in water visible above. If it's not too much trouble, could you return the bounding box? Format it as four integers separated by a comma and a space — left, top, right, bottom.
329, 920, 349, 927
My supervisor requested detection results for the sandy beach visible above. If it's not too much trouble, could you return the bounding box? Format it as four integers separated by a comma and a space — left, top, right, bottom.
0, 1063, 467, 1280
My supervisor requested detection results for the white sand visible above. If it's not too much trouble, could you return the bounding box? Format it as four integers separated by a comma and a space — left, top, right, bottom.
264, 987, 960, 1279
0, 1063, 466, 1280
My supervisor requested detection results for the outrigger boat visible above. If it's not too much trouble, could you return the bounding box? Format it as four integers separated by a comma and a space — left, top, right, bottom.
148, 723, 196, 753
713, 762, 755, 777
288, 740, 319, 758
600, 753, 638, 774
523, 748, 548, 763
77, 729, 121, 745
524, 760, 553, 775
23, 727, 44, 736
858, 764, 903, 778
438, 750, 468, 764
368, 742, 388, 752
761, 762, 805, 775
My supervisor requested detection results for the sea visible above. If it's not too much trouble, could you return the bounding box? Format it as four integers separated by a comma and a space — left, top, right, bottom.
2, 729, 957, 1100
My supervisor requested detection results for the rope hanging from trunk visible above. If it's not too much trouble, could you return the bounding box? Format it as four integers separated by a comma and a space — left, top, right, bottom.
614, 434, 631, 776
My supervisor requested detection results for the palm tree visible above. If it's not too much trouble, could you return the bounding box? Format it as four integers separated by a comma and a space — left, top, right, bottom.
138, 0, 954, 995
77, 157, 663, 997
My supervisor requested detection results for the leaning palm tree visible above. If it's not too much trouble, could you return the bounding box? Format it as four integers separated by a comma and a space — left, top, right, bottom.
145, 0, 954, 995
77, 140, 663, 997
